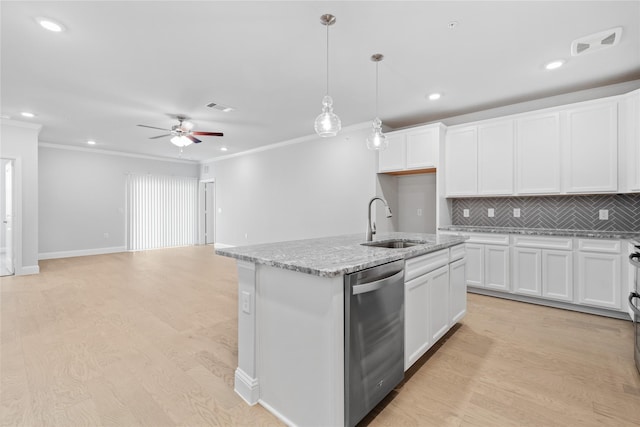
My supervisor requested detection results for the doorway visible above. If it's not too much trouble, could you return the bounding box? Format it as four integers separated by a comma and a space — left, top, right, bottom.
204, 181, 215, 245
0, 158, 15, 276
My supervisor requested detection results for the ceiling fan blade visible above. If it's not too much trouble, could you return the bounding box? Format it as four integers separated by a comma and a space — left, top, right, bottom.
192, 131, 224, 137
186, 135, 202, 144
149, 134, 171, 139
137, 124, 171, 131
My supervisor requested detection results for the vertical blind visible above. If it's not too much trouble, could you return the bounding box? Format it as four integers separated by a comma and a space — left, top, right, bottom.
126, 173, 198, 251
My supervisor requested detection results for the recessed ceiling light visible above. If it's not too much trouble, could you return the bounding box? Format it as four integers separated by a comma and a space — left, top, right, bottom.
20, 112, 35, 118
545, 60, 565, 70
220, 147, 228, 152
36, 17, 65, 32
448, 21, 459, 29
428, 93, 442, 101
87, 140, 96, 145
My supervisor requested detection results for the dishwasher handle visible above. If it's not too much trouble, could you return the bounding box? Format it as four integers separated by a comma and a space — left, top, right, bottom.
352, 270, 404, 295
629, 292, 640, 317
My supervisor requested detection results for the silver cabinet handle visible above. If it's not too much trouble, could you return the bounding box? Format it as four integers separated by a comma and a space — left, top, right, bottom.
352, 270, 404, 295
629, 253, 640, 268
629, 292, 640, 317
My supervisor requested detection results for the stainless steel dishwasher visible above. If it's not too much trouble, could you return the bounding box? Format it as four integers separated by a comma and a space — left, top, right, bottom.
344, 259, 404, 427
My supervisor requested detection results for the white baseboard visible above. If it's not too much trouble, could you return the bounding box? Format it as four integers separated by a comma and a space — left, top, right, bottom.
258, 398, 298, 427
234, 368, 260, 405
39, 246, 127, 260
16, 265, 40, 275
214, 242, 235, 249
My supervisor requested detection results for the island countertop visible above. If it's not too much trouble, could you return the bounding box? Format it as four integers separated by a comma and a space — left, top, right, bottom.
215, 232, 467, 278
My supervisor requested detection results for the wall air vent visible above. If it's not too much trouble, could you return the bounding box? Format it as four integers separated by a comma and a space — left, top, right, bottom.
205, 102, 235, 112
571, 27, 622, 56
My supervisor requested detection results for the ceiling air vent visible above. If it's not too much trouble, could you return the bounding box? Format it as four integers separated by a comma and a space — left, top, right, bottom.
571, 27, 622, 56
205, 102, 234, 112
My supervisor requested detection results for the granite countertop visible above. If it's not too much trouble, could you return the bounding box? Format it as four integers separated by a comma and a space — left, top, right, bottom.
215, 232, 467, 278
439, 225, 640, 240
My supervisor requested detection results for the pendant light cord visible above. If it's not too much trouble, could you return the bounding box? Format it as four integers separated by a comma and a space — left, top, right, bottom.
375, 61, 379, 117
326, 23, 330, 96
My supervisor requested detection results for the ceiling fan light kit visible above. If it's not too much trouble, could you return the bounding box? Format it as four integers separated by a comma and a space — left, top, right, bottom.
137, 116, 223, 149
366, 54, 388, 151
314, 13, 342, 138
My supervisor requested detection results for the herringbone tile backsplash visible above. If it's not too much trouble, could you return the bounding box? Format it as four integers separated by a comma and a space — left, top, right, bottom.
451, 194, 640, 231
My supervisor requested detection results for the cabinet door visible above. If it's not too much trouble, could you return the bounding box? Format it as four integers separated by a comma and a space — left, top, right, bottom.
542, 249, 573, 302
477, 120, 514, 195
465, 243, 484, 288
620, 91, 640, 192
512, 247, 541, 296
378, 133, 406, 172
404, 273, 430, 370
563, 101, 618, 193
406, 126, 439, 169
516, 112, 561, 194
445, 127, 478, 196
449, 258, 467, 324
429, 266, 450, 343
577, 252, 621, 309
485, 245, 510, 291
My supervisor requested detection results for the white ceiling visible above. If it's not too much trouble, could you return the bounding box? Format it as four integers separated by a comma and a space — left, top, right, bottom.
2, 1, 639, 163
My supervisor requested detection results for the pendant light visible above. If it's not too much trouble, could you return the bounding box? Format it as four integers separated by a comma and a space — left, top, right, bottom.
366, 54, 388, 150
314, 14, 341, 138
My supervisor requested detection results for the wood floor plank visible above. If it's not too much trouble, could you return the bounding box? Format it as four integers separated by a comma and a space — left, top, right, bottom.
1, 245, 638, 427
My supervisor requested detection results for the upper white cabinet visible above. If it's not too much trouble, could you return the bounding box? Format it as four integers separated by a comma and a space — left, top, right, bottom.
477, 120, 514, 195
619, 89, 640, 192
379, 124, 442, 173
516, 112, 561, 194
445, 126, 478, 196
562, 100, 618, 193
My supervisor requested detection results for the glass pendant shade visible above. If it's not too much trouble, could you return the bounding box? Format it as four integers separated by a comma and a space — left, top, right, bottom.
314, 95, 342, 137
171, 135, 192, 147
366, 117, 388, 150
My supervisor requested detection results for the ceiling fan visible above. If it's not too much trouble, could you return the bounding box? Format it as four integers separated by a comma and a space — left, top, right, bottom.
137, 116, 223, 147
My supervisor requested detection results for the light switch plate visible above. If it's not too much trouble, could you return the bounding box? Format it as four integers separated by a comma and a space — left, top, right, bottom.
488, 208, 495, 218
513, 208, 521, 218
463, 209, 469, 218
599, 209, 609, 220
417, 208, 423, 216
241, 291, 251, 314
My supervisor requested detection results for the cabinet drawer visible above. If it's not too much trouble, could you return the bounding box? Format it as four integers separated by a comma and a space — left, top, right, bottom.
465, 233, 509, 246
513, 235, 573, 250
405, 249, 449, 282
578, 239, 621, 254
449, 244, 466, 262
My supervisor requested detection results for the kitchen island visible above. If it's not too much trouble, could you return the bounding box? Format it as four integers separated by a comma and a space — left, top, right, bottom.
216, 232, 467, 427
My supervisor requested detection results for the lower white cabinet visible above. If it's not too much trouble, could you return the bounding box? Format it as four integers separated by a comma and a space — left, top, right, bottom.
485, 245, 510, 291
513, 247, 542, 296
464, 234, 509, 291
577, 251, 621, 310
542, 249, 573, 301
465, 243, 483, 287
404, 246, 466, 371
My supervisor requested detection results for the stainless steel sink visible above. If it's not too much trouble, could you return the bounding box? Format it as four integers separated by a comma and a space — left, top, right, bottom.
361, 239, 429, 249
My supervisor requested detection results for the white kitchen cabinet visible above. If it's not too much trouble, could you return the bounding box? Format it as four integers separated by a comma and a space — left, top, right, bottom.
577, 239, 621, 310
485, 245, 510, 291
429, 266, 450, 343
445, 126, 477, 196
463, 234, 509, 291
619, 90, 640, 192
379, 124, 442, 173
404, 270, 431, 370
477, 120, 514, 195
516, 112, 561, 194
512, 247, 542, 296
465, 243, 483, 287
449, 258, 467, 324
542, 249, 573, 302
563, 100, 618, 193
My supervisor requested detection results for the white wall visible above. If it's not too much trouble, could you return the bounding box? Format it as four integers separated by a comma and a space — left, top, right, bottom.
38, 145, 199, 258
0, 119, 41, 274
201, 124, 379, 246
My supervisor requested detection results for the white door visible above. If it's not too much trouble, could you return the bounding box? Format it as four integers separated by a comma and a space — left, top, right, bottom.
484, 245, 510, 291
1, 159, 14, 276
445, 127, 478, 196
406, 126, 439, 169
404, 273, 431, 370
516, 112, 561, 194
378, 133, 406, 172
541, 249, 573, 302
449, 258, 467, 324
465, 243, 484, 287
428, 266, 450, 343
512, 247, 541, 296
477, 120, 514, 195
205, 182, 215, 245
577, 252, 621, 309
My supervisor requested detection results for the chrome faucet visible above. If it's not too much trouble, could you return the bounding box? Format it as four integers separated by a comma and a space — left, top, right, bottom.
367, 197, 392, 241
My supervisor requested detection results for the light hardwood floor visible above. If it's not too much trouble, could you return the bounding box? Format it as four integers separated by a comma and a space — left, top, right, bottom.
1, 245, 638, 426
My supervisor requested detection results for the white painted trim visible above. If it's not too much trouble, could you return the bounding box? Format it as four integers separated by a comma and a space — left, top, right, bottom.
16, 265, 39, 275
214, 242, 234, 249
39, 246, 126, 260
258, 399, 298, 427
38, 142, 198, 164
200, 121, 372, 164
234, 368, 260, 406
0, 118, 42, 131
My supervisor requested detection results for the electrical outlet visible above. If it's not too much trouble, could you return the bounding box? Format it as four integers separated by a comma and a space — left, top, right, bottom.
241, 291, 251, 314
599, 209, 609, 220
488, 208, 495, 218
463, 209, 470, 218
417, 208, 423, 216
513, 208, 521, 218
103, 232, 109, 239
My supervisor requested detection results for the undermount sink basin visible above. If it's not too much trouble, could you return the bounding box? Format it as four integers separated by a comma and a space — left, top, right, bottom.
361, 239, 430, 249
